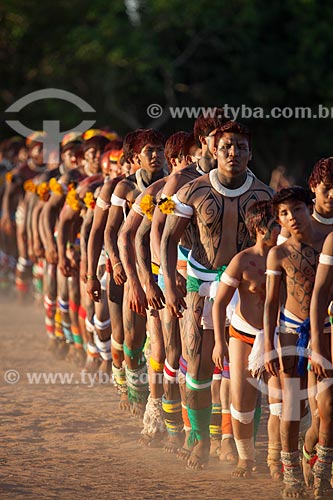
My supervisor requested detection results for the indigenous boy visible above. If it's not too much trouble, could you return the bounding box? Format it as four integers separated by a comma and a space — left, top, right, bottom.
212, 200, 280, 477
309, 230, 333, 500
264, 187, 327, 499
161, 121, 272, 470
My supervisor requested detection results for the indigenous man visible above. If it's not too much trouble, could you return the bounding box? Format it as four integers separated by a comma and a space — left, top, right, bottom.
161, 120, 272, 470
85, 132, 139, 404
151, 113, 226, 456
104, 129, 165, 416
301, 157, 333, 489
309, 230, 333, 499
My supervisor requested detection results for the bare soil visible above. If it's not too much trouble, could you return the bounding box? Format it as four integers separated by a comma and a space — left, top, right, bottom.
0, 293, 283, 500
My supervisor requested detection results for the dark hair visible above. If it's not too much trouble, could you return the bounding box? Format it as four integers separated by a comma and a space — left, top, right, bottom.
61, 141, 82, 155
183, 132, 197, 157
132, 129, 165, 154
214, 121, 252, 150
308, 157, 333, 190
82, 136, 110, 154
245, 200, 275, 240
123, 130, 143, 163
272, 186, 313, 218
193, 108, 227, 147
104, 139, 123, 153
164, 131, 190, 169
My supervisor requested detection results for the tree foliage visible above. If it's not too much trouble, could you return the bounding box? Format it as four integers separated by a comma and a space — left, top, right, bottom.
1, 0, 333, 181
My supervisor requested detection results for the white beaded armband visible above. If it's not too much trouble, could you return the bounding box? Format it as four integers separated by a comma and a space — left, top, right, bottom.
265, 269, 282, 276
132, 202, 144, 217
172, 194, 193, 218
319, 253, 333, 266
96, 196, 111, 210
220, 272, 240, 288
111, 193, 127, 208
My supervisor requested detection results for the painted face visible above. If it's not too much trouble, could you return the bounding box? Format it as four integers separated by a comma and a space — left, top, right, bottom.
30, 144, 44, 166
62, 149, 77, 170
215, 132, 251, 177
205, 129, 219, 157
84, 147, 101, 174
312, 181, 333, 216
277, 200, 311, 235
138, 143, 165, 172
109, 160, 121, 178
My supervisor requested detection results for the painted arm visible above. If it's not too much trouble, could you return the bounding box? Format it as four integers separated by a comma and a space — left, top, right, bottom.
42, 192, 65, 264
86, 177, 123, 301
310, 233, 333, 378
80, 208, 94, 284
161, 214, 189, 318
118, 209, 147, 315
264, 247, 283, 377
56, 204, 80, 277
31, 200, 45, 259
136, 215, 165, 310
104, 181, 131, 285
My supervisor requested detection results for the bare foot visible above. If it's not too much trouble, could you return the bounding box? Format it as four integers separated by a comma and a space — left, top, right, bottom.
47, 337, 59, 354
164, 434, 184, 454
131, 402, 146, 418
269, 461, 283, 481
210, 438, 221, 458
219, 438, 237, 464
177, 431, 192, 461
74, 348, 86, 368
98, 359, 112, 376
65, 344, 77, 363
54, 340, 69, 360
119, 393, 131, 412
139, 433, 164, 448
313, 477, 333, 500
232, 459, 254, 478
81, 353, 101, 374
281, 484, 308, 499
186, 440, 210, 470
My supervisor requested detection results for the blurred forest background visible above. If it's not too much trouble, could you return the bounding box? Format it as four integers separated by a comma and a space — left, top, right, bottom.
1, 0, 333, 183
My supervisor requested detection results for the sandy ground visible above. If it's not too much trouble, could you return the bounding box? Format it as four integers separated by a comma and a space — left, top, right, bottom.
0, 293, 283, 500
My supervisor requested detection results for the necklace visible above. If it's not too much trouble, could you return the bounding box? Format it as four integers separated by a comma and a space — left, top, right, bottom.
135, 168, 149, 192
209, 168, 254, 197
195, 160, 207, 176
312, 208, 333, 225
